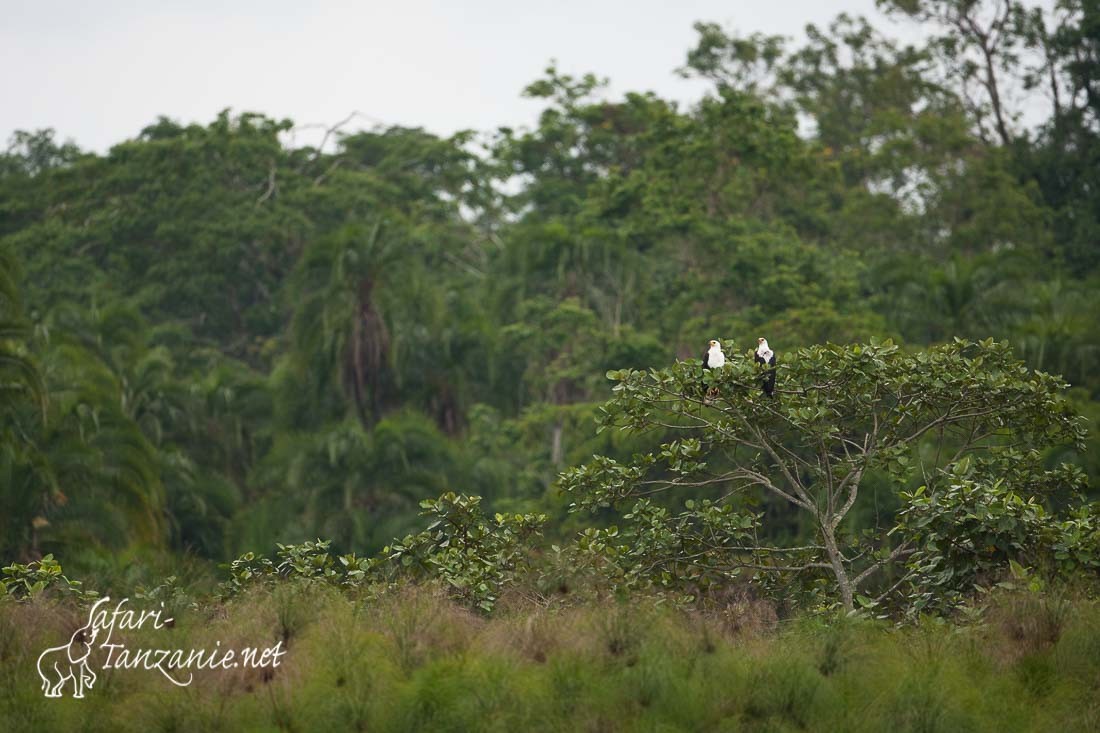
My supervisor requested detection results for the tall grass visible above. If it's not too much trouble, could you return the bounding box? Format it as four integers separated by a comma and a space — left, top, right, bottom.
2, 584, 1098, 732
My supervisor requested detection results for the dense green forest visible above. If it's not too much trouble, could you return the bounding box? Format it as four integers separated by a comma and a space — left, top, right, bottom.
4, 1, 1100, 729
3, 1, 1100, 609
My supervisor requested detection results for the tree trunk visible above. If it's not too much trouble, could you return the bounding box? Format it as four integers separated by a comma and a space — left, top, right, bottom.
347, 277, 390, 428
821, 524, 854, 613
551, 418, 564, 467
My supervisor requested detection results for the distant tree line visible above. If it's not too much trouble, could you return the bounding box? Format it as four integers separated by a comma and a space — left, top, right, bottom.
0, 0, 1097, 591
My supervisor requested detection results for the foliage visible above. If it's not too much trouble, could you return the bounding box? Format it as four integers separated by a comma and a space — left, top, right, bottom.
0, 555, 96, 603
574, 497, 760, 602
219, 539, 377, 599
385, 492, 547, 612
562, 339, 1088, 612
895, 461, 1100, 614
0, 1, 1098, 623
132, 575, 195, 615
219, 492, 546, 612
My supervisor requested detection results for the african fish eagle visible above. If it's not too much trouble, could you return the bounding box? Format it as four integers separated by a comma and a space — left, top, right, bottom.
702, 339, 726, 369
755, 337, 777, 397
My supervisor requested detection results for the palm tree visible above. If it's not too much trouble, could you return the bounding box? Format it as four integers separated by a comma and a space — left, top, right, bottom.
875, 252, 1026, 343
1011, 280, 1100, 393
288, 221, 401, 427
35, 333, 167, 553
0, 250, 46, 417
0, 250, 51, 559
0, 296, 172, 560
246, 412, 455, 553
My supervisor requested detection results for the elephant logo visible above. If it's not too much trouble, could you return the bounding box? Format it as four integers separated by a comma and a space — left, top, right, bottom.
37, 622, 100, 698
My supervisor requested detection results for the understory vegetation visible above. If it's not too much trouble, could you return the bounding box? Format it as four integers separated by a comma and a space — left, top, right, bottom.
3, 583, 1100, 732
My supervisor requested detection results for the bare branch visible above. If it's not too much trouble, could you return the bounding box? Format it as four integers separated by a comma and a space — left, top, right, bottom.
312, 111, 360, 162
255, 160, 277, 206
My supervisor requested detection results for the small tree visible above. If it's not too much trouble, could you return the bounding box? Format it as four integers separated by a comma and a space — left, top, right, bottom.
560, 339, 1086, 613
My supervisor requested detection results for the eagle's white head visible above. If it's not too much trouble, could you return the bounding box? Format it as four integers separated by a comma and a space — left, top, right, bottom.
708, 339, 720, 349
757, 337, 773, 358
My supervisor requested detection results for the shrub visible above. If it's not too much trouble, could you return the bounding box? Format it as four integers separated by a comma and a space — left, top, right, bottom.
0, 555, 97, 603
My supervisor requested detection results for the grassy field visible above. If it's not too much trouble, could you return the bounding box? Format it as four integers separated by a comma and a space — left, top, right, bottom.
2, 584, 1099, 732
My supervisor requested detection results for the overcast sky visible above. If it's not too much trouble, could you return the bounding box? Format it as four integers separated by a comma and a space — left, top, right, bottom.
4, 1, 914, 153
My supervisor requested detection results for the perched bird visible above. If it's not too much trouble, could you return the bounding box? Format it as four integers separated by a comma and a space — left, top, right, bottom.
754, 337, 777, 397
702, 339, 726, 370
702, 339, 726, 403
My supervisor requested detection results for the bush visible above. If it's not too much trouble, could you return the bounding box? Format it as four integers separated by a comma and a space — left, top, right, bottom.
0, 555, 97, 603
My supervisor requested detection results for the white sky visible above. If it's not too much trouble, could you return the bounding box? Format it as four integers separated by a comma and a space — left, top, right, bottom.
4, 1, 917, 153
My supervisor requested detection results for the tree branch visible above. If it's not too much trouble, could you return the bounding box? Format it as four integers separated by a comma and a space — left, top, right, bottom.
852, 541, 914, 589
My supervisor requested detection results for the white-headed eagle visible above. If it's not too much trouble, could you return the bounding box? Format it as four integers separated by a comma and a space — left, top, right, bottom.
702, 339, 726, 370
755, 337, 776, 397
701, 339, 726, 402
